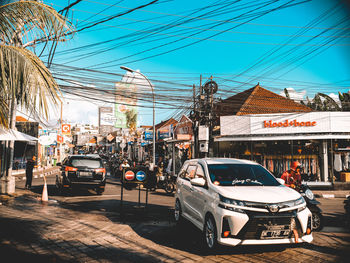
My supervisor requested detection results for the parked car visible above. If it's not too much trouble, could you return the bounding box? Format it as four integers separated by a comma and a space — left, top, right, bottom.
174, 158, 313, 249
56, 155, 106, 195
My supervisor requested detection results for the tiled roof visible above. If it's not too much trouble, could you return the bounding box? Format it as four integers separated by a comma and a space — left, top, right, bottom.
155, 118, 178, 130
217, 84, 312, 116
16, 116, 28, 122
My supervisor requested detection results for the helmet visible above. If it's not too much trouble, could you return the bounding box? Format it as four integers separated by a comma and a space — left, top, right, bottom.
291, 161, 301, 171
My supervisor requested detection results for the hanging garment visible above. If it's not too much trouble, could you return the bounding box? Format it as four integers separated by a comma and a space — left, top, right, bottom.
334, 153, 342, 172
344, 153, 349, 171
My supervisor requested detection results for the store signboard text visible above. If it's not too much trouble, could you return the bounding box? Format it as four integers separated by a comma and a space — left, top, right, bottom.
264, 120, 317, 128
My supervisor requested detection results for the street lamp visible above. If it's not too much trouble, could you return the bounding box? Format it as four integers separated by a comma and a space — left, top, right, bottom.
120, 66, 156, 169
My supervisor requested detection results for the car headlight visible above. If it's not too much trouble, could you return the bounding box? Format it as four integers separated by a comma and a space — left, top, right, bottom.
219, 194, 245, 206
305, 189, 314, 200
294, 196, 305, 206
295, 196, 306, 212
218, 194, 246, 213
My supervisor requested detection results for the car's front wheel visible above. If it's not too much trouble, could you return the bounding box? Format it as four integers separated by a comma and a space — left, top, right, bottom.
312, 211, 323, 231
204, 215, 218, 250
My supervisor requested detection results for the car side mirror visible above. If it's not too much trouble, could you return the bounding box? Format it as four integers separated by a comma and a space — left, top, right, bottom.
190, 177, 206, 187
56, 162, 61, 166
276, 178, 285, 185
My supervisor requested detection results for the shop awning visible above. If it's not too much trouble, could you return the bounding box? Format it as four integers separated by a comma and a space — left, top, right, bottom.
215, 133, 350, 142
0, 128, 38, 141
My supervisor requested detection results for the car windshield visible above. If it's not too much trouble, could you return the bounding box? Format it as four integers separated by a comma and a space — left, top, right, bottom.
207, 164, 279, 186
70, 158, 102, 168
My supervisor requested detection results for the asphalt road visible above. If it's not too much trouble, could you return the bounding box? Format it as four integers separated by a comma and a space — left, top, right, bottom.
0, 172, 349, 263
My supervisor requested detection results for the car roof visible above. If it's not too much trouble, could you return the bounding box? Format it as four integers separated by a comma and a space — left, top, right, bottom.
68, 154, 101, 159
189, 158, 258, 165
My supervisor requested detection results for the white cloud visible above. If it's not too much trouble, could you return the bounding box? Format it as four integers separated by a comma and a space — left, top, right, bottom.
328, 93, 340, 104
280, 87, 306, 101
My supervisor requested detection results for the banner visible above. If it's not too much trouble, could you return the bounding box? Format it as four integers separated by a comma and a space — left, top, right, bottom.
115, 81, 138, 129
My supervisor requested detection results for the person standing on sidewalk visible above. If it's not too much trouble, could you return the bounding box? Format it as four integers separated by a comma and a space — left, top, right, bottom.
25, 156, 36, 189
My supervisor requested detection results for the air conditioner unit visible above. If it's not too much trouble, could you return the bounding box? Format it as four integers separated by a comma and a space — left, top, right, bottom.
200, 141, 209, 152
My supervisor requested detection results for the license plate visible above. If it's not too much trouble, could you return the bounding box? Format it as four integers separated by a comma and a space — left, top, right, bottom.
261, 229, 290, 239
79, 171, 91, 177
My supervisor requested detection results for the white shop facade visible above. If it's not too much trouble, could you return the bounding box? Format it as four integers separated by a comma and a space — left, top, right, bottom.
215, 112, 350, 184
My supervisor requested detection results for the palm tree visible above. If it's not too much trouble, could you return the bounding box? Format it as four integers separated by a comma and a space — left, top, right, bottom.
126, 108, 138, 131
339, 91, 350, 111
0, 1, 74, 185
300, 92, 350, 111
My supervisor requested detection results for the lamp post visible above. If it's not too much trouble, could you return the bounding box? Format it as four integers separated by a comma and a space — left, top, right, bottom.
120, 66, 156, 169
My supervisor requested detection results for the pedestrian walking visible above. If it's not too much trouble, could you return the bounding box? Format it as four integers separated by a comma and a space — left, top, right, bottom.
25, 156, 36, 189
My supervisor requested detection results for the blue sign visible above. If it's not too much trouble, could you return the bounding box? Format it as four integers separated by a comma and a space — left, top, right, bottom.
136, 171, 146, 181
144, 131, 153, 140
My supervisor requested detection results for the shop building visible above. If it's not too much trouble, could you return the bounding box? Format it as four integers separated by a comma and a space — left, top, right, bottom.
213, 85, 350, 184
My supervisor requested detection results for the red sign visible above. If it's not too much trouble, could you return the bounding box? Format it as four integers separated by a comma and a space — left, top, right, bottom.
61, 124, 71, 135
263, 120, 317, 128
57, 135, 64, 144
124, 170, 135, 181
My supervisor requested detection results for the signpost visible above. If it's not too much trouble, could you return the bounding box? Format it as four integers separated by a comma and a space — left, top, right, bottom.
119, 167, 150, 220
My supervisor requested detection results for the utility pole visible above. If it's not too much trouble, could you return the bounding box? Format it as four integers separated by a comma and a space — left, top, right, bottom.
192, 84, 197, 159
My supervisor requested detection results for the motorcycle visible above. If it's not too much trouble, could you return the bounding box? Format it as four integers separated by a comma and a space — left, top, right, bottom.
150, 171, 176, 194
293, 183, 324, 231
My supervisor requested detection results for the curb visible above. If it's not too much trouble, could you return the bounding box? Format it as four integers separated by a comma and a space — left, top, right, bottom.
315, 193, 350, 199
14, 169, 59, 181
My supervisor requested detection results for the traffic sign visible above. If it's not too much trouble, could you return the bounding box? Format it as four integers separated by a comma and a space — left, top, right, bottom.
136, 171, 146, 181
124, 170, 135, 181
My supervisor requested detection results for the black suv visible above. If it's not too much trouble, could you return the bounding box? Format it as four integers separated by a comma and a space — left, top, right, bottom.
56, 154, 106, 195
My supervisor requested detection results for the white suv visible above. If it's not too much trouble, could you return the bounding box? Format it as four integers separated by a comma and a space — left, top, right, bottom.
174, 158, 313, 249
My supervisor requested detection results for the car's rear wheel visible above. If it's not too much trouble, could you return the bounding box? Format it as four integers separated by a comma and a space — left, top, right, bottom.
204, 215, 217, 250
174, 199, 183, 225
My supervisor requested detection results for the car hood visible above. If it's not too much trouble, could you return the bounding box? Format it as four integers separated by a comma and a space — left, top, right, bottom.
216, 185, 301, 203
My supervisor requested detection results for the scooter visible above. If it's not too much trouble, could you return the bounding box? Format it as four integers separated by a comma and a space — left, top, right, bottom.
296, 184, 324, 231
150, 171, 176, 194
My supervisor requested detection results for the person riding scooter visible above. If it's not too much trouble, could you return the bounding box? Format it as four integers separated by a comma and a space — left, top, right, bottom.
281, 161, 302, 188
281, 161, 323, 231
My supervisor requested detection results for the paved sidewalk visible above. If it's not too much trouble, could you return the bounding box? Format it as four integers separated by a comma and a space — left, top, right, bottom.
1, 188, 350, 263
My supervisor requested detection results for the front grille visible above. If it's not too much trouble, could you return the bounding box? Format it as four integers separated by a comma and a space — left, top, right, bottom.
236, 211, 299, 240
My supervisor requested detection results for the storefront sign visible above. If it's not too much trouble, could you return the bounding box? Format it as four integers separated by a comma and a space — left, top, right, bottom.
221, 112, 350, 136
61, 124, 71, 135
177, 134, 192, 140
263, 120, 317, 128
57, 135, 64, 144
144, 131, 153, 140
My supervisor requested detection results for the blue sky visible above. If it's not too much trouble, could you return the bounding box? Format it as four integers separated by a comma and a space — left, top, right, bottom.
39, 0, 350, 126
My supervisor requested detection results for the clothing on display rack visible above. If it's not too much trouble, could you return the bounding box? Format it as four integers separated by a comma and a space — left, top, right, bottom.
334, 153, 342, 172
263, 155, 320, 181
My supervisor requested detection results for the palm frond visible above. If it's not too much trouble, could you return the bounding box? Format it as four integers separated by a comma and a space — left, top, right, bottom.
0, 44, 61, 125
0, 1, 74, 46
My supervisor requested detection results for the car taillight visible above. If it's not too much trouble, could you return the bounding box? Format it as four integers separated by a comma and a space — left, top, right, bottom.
95, 168, 106, 174
65, 166, 78, 172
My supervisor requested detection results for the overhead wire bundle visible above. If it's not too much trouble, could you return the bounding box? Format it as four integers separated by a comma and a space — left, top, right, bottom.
30, 0, 350, 125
